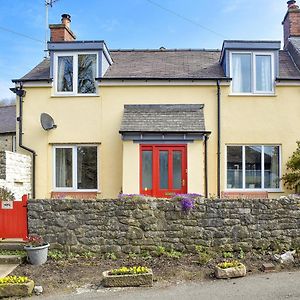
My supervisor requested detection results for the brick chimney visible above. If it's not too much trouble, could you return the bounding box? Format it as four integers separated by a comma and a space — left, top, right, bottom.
282, 1, 300, 48
49, 14, 76, 42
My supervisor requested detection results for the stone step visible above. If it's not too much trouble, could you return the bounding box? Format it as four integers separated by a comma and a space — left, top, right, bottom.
0, 255, 26, 265
0, 242, 26, 251
0, 264, 19, 278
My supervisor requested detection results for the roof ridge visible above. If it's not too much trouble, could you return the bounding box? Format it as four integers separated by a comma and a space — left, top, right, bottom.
110, 49, 221, 52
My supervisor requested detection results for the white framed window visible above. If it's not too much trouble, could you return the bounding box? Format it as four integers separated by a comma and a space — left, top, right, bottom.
226, 145, 281, 191
54, 52, 98, 96
53, 145, 98, 191
230, 52, 274, 94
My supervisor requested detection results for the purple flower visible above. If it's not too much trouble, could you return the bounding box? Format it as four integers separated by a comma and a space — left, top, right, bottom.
180, 196, 195, 212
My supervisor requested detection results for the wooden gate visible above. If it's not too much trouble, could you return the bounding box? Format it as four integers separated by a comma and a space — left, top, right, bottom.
0, 195, 28, 240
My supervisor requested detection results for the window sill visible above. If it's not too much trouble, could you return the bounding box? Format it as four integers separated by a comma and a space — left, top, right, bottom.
51, 191, 99, 199
224, 189, 283, 193
228, 93, 277, 97
51, 94, 99, 98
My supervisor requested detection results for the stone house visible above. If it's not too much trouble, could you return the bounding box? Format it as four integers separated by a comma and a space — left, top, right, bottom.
0, 105, 16, 152
11, 1, 300, 199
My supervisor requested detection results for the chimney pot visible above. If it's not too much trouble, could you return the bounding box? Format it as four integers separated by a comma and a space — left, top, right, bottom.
61, 14, 71, 28
49, 14, 76, 42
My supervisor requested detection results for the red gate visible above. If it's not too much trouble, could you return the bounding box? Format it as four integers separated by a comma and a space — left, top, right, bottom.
0, 195, 28, 240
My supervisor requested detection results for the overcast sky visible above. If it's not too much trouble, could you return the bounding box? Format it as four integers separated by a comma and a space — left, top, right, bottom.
0, 0, 289, 99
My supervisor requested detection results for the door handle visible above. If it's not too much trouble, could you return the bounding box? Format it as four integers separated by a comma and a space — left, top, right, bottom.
182, 179, 185, 187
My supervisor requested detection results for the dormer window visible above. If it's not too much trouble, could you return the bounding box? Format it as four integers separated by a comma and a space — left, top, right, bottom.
54, 52, 97, 95
230, 52, 274, 94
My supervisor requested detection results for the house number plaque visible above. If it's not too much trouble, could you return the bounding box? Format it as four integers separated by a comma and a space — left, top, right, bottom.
1, 201, 13, 209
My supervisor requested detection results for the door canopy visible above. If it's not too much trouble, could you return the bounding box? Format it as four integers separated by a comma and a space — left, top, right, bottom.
119, 104, 208, 141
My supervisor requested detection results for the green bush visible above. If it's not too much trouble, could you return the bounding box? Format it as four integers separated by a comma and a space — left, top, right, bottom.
282, 141, 300, 193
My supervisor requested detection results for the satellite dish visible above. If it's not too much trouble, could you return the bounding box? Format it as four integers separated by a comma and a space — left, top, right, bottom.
40, 113, 57, 131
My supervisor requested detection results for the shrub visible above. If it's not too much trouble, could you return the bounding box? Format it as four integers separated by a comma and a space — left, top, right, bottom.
0, 187, 14, 201
282, 141, 300, 193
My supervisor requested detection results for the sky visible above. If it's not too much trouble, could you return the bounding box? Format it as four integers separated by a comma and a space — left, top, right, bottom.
0, 0, 289, 100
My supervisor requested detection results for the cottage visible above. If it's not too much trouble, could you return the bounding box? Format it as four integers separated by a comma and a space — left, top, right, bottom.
11, 2, 300, 199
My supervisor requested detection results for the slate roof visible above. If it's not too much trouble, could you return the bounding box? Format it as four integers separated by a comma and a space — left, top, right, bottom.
284, 38, 300, 76
120, 104, 206, 133
13, 48, 300, 82
105, 50, 224, 79
278, 49, 300, 79
0, 105, 16, 134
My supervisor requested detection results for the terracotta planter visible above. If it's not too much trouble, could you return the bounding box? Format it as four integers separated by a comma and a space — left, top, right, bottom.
0, 280, 34, 298
102, 269, 153, 287
215, 263, 246, 279
24, 243, 50, 265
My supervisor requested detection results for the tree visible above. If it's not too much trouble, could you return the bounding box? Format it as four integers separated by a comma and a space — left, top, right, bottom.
282, 141, 300, 194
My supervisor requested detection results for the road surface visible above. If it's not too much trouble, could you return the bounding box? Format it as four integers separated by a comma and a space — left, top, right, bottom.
32, 270, 300, 300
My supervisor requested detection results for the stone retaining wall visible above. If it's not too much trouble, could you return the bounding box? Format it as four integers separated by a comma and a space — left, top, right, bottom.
28, 197, 300, 254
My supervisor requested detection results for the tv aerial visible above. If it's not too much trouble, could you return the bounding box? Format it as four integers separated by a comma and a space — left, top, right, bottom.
40, 113, 57, 131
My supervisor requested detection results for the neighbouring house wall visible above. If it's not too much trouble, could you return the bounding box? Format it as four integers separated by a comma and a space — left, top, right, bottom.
0, 134, 15, 152
28, 197, 300, 254
0, 151, 31, 200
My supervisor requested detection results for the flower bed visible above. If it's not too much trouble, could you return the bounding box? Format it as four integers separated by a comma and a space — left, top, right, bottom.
0, 276, 34, 298
215, 261, 247, 279
102, 266, 153, 287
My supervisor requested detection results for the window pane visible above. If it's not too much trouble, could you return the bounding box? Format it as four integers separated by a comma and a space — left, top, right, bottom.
78, 54, 97, 94
173, 151, 182, 189
256, 55, 272, 92
232, 53, 251, 93
159, 151, 169, 189
264, 146, 280, 188
245, 146, 262, 188
57, 56, 73, 92
227, 146, 243, 188
77, 147, 97, 189
142, 151, 152, 190
56, 148, 72, 187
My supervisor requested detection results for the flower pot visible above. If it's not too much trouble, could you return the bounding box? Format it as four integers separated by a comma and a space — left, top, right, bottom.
102, 269, 153, 287
0, 280, 34, 298
215, 263, 246, 279
24, 244, 50, 265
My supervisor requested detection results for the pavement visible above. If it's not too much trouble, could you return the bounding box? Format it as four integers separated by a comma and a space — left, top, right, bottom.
0, 264, 19, 277
30, 270, 300, 300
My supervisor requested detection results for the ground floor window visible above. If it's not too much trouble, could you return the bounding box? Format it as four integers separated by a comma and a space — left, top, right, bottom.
54, 145, 98, 190
226, 145, 280, 190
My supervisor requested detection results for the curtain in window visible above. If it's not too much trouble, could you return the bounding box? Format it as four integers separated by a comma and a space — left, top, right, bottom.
78, 54, 96, 94
232, 53, 251, 93
256, 55, 272, 92
57, 56, 73, 92
56, 148, 72, 187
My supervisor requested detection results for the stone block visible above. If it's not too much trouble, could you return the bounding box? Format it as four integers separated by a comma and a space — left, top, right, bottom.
215, 263, 246, 279
0, 280, 34, 298
102, 270, 153, 287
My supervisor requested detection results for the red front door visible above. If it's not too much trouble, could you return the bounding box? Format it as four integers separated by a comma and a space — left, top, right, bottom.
140, 145, 187, 198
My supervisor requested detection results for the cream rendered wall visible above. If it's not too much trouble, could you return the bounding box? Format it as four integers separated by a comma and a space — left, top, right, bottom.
19, 84, 219, 198
122, 141, 139, 194
19, 82, 299, 199
220, 85, 300, 197
187, 140, 204, 195
122, 139, 205, 195
100, 85, 218, 198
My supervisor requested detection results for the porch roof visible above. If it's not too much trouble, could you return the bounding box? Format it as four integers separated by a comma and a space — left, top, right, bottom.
119, 104, 206, 133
